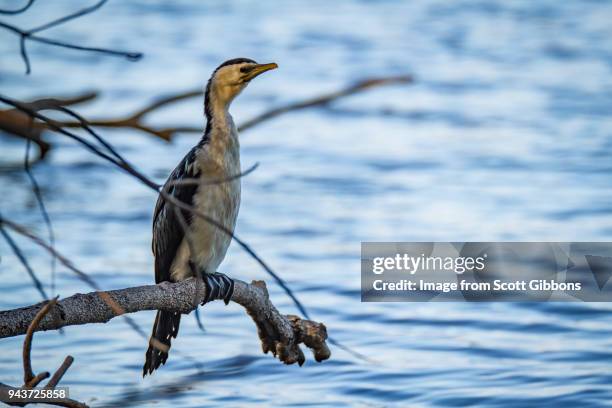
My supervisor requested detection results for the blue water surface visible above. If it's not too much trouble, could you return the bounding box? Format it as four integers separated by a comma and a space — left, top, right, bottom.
1, 1, 612, 406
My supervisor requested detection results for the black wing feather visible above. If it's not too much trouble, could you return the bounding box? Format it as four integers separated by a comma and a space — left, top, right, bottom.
144, 147, 203, 376
152, 147, 200, 283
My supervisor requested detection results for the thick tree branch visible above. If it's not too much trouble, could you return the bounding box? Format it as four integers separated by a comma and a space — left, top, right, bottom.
0, 278, 330, 365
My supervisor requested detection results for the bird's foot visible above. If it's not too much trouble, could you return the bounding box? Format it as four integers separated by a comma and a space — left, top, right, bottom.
201, 272, 235, 306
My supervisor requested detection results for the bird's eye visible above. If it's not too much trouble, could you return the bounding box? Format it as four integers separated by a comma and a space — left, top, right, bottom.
240, 66, 250, 73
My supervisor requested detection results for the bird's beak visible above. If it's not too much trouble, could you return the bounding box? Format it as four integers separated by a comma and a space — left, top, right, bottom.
243, 62, 278, 81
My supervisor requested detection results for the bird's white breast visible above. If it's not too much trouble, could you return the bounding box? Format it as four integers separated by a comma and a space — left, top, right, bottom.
170, 117, 241, 281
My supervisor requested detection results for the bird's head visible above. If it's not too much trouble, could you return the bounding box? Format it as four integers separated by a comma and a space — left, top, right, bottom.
205, 58, 278, 109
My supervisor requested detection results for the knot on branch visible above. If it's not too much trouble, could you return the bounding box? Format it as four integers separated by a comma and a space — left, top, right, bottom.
287, 315, 330, 363
240, 280, 330, 366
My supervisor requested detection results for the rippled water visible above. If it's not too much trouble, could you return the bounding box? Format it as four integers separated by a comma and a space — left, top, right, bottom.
1, 1, 612, 406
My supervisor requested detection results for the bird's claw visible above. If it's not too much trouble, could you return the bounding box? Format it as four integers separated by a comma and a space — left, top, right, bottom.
201, 272, 235, 306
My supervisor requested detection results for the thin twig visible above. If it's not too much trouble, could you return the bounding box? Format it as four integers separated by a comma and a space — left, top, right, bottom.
0, 0, 142, 75
20, 92, 98, 111
165, 162, 259, 189
29, 0, 107, 34
131, 90, 202, 119
0, 216, 99, 288
238, 75, 414, 131
45, 356, 74, 389
32, 35, 142, 60
26, 371, 49, 388
0, 0, 35, 15
0, 225, 48, 300
50, 105, 136, 166
18, 35, 30, 74
23, 297, 58, 385
24, 139, 57, 295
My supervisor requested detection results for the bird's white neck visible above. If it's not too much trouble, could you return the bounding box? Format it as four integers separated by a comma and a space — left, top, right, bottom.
205, 88, 232, 128
201, 89, 240, 172
203, 85, 241, 142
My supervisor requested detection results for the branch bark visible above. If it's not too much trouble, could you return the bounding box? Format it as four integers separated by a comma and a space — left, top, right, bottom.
0, 277, 330, 366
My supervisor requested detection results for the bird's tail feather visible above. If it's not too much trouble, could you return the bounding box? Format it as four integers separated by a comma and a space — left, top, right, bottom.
143, 310, 181, 376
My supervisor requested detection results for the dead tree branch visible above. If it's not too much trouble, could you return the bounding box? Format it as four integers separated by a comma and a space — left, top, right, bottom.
52, 75, 413, 137
0, 91, 98, 159
238, 75, 413, 131
0, 75, 413, 154
0, 278, 330, 366
0, 298, 89, 407
58, 75, 413, 136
